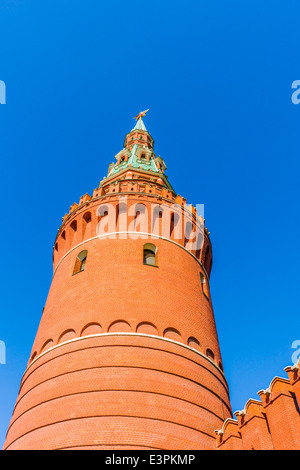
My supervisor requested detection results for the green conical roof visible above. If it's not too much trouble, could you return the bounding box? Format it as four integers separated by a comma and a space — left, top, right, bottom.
107, 144, 159, 178
132, 118, 147, 131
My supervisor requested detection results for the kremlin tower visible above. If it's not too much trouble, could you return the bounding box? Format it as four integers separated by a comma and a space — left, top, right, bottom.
3, 112, 232, 450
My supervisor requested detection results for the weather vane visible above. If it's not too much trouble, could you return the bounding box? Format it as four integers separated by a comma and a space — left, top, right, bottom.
133, 109, 149, 121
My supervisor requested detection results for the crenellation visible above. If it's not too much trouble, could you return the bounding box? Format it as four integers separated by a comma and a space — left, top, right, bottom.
69, 202, 78, 214
79, 193, 92, 205
217, 361, 300, 449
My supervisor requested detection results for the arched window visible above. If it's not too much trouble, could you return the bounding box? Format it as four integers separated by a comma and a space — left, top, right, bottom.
164, 327, 181, 342
170, 212, 175, 237
205, 244, 211, 273
200, 272, 209, 300
73, 250, 88, 275
82, 212, 92, 239
152, 206, 164, 236
70, 220, 77, 231
188, 337, 201, 351
83, 212, 91, 224
206, 348, 215, 360
69, 220, 77, 245
143, 243, 157, 266
184, 221, 193, 247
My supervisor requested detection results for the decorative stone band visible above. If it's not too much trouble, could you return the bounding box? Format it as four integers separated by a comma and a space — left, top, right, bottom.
23, 332, 226, 381
53, 231, 209, 279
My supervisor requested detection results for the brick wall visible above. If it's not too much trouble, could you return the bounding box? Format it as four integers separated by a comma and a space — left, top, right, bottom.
3, 187, 228, 449
216, 362, 300, 450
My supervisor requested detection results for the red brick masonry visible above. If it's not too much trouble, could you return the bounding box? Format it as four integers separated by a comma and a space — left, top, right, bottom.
215, 361, 300, 449
5, 119, 298, 450
3, 121, 231, 450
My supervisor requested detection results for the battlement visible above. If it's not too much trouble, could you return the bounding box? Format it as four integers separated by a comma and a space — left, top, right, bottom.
54, 188, 211, 279
216, 360, 300, 449
62, 172, 178, 223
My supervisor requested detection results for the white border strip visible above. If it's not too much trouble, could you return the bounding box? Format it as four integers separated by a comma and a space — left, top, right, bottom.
24, 332, 226, 381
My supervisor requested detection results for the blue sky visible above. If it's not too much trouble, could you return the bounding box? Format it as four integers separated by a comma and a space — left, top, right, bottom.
0, 0, 300, 447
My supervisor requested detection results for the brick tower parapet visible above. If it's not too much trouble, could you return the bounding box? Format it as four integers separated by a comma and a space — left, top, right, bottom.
4, 113, 231, 450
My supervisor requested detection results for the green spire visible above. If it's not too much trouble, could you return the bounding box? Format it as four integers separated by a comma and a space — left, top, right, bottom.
105, 111, 168, 179
132, 117, 147, 131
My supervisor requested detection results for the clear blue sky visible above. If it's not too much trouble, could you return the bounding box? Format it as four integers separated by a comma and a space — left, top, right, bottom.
0, 0, 300, 447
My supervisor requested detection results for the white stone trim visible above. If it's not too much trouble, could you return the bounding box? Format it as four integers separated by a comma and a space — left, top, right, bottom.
24, 332, 226, 381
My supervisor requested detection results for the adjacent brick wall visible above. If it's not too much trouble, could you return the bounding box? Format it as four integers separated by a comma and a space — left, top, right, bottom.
216, 362, 300, 450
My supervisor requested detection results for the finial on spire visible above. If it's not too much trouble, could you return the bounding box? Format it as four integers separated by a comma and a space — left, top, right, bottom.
133, 109, 149, 121
132, 109, 149, 131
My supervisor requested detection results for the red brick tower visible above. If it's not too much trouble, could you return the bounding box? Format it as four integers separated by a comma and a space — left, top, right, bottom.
4, 113, 232, 450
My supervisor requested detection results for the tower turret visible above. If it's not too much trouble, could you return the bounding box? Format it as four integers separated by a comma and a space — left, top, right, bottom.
4, 113, 231, 450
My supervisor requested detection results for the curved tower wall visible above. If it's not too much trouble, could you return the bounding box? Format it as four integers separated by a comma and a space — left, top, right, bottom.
4, 119, 231, 450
